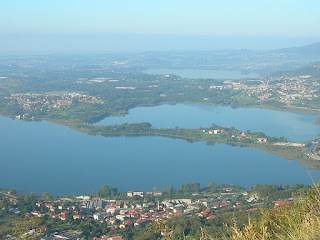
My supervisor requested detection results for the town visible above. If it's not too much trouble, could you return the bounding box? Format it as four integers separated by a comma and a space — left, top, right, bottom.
5, 92, 103, 119
0, 183, 309, 239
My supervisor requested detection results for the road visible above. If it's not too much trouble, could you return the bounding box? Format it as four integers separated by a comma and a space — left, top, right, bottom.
305, 140, 320, 160
0, 191, 17, 199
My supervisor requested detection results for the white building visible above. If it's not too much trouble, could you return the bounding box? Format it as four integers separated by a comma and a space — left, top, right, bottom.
133, 192, 144, 197
93, 213, 105, 221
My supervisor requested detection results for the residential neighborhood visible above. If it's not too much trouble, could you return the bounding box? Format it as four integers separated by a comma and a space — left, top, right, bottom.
0, 183, 305, 240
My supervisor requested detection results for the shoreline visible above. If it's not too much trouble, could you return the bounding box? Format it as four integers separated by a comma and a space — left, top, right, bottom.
1, 102, 320, 170
73, 124, 317, 170
90, 101, 320, 126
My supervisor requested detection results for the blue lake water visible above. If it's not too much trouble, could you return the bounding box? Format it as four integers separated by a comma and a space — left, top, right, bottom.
0, 105, 320, 195
143, 68, 259, 79
96, 104, 320, 142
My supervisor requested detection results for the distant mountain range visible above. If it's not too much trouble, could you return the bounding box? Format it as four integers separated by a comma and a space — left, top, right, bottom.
266, 42, 320, 77
272, 42, 320, 58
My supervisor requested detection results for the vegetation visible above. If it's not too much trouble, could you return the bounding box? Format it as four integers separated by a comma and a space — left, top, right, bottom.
233, 184, 320, 240
69, 122, 315, 169
0, 182, 313, 239
91, 185, 118, 199
1, 54, 320, 170
113, 213, 259, 240
252, 184, 310, 202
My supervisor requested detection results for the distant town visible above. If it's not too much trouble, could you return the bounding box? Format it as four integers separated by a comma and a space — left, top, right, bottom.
1, 52, 320, 170
4, 74, 320, 120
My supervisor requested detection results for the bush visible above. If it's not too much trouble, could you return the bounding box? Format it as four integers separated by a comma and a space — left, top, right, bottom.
232, 184, 320, 240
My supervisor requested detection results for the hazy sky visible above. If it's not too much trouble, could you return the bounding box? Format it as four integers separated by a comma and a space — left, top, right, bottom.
1, 0, 319, 53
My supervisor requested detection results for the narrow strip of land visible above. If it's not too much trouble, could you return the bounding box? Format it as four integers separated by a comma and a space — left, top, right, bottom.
66, 122, 320, 169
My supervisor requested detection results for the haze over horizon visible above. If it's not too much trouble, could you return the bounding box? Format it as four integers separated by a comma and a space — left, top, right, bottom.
1, 0, 320, 53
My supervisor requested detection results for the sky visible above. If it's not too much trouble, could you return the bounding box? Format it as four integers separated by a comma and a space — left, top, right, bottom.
0, 0, 319, 53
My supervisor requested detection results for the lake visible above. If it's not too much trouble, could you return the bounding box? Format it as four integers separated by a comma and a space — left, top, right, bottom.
143, 68, 259, 79
1, 104, 320, 195
96, 104, 320, 142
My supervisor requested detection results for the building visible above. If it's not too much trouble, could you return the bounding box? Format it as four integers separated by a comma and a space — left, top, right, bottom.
134, 219, 152, 228
116, 215, 127, 222
133, 192, 144, 197
85, 200, 106, 209
93, 213, 105, 221
258, 138, 268, 142
51, 231, 81, 239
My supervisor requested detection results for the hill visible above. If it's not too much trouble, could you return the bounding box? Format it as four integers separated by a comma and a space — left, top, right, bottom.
233, 184, 320, 240
271, 61, 320, 78
272, 42, 320, 59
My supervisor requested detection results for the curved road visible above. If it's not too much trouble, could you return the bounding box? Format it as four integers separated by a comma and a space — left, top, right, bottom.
305, 140, 320, 160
